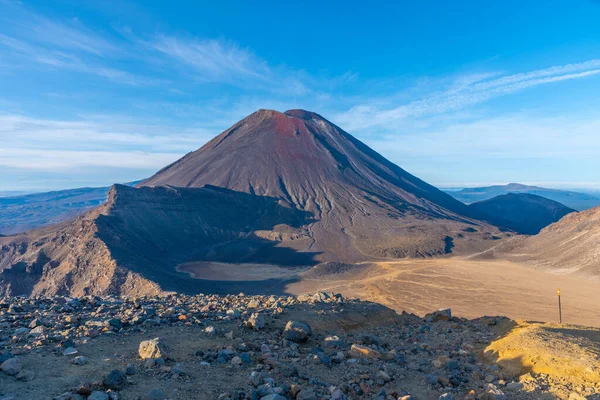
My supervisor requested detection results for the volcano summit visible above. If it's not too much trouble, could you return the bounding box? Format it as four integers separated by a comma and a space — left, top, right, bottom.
140, 109, 504, 260
0, 109, 505, 296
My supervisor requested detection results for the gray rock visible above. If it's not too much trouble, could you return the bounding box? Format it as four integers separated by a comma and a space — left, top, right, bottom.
322, 335, 345, 348
103, 369, 128, 390
239, 352, 252, 364
63, 347, 78, 356
425, 374, 438, 385
125, 363, 136, 375
0, 358, 22, 376
425, 308, 452, 322
172, 362, 189, 376
316, 351, 332, 368
108, 318, 122, 330
330, 388, 347, 400
283, 321, 312, 342
13, 328, 29, 336
447, 359, 460, 370
15, 369, 35, 381
506, 382, 524, 391
28, 326, 44, 337
72, 356, 88, 365
296, 389, 317, 400
88, 392, 109, 400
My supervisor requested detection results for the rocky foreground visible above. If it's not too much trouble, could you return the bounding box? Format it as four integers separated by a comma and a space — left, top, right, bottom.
0, 293, 598, 400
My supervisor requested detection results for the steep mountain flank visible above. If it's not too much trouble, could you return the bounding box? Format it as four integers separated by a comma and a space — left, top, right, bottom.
140, 109, 504, 261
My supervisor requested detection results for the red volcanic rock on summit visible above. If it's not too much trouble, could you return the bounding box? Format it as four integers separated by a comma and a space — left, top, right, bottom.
140, 109, 502, 261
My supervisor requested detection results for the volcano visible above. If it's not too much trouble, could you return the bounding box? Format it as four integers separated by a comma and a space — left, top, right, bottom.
0, 109, 505, 296
140, 109, 503, 261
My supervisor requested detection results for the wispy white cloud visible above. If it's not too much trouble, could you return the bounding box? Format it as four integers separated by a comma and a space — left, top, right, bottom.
0, 114, 213, 170
359, 113, 600, 189
334, 60, 600, 131
148, 35, 321, 95
152, 36, 270, 83
366, 114, 600, 160
0, 0, 118, 56
0, 1, 352, 93
0, 148, 181, 170
0, 33, 164, 86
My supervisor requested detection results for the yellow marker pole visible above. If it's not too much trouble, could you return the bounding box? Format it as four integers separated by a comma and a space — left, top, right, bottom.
558, 288, 562, 324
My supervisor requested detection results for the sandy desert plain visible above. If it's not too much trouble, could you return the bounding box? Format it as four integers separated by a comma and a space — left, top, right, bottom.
178, 254, 600, 328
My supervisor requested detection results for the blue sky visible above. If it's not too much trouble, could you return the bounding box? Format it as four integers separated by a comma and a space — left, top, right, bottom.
2, 0, 600, 191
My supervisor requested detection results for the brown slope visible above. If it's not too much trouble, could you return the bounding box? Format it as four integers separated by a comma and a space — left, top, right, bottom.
0, 197, 162, 298
500, 206, 600, 276
140, 109, 505, 261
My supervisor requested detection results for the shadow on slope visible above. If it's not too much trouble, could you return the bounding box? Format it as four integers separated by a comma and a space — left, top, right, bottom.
96, 184, 321, 295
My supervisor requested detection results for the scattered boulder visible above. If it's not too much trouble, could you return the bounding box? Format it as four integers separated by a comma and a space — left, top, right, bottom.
296, 389, 317, 400
349, 344, 382, 359
139, 338, 170, 360
204, 326, 217, 336
481, 384, 507, 400
425, 308, 452, 322
15, 369, 35, 381
0, 358, 22, 376
245, 313, 265, 331
283, 321, 312, 342
103, 369, 128, 390
88, 392, 109, 400
63, 347, 78, 356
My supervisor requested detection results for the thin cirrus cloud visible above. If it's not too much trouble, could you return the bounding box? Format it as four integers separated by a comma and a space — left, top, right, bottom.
148, 35, 314, 95
0, 1, 314, 92
0, 0, 118, 56
365, 114, 600, 160
151, 36, 271, 83
334, 59, 600, 132
0, 114, 213, 170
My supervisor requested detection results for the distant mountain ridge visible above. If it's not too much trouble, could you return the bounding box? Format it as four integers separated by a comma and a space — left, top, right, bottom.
468, 193, 575, 234
446, 183, 600, 211
0, 181, 141, 235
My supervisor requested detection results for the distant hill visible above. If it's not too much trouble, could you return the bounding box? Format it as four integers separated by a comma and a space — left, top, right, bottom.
0, 181, 141, 235
446, 183, 600, 211
469, 193, 575, 234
